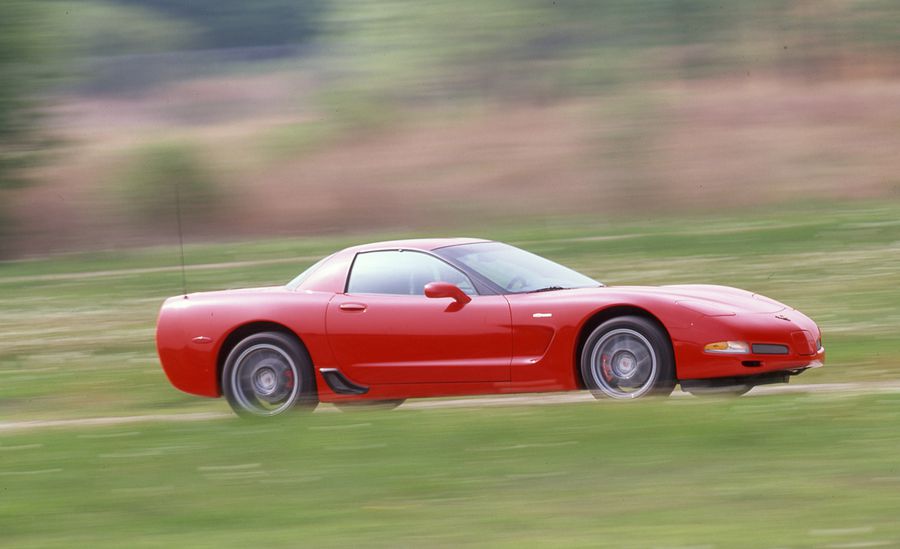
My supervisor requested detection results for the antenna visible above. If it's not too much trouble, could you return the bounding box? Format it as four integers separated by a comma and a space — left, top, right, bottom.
175, 181, 188, 297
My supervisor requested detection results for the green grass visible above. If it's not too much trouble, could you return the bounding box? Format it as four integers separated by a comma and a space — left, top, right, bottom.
2, 393, 900, 548
1, 200, 899, 547
1, 199, 899, 421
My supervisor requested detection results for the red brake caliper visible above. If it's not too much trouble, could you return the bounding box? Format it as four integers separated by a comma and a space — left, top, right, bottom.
283, 369, 295, 391
600, 353, 613, 381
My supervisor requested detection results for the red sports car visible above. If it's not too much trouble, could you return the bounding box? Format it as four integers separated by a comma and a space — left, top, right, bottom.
156, 239, 824, 416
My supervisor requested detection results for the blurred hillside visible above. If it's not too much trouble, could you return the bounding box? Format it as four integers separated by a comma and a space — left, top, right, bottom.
2, 0, 900, 256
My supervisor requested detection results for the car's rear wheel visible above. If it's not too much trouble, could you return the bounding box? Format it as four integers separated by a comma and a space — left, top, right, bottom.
581, 316, 675, 399
222, 331, 317, 417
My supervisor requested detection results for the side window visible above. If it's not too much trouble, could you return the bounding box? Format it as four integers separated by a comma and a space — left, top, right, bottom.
347, 250, 477, 296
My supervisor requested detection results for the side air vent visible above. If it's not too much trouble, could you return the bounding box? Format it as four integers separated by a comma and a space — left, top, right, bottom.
751, 344, 790, 355
319, 368, 369, 395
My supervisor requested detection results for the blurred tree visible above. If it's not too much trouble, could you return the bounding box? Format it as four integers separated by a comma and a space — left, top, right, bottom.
45, 0, 205, 94
50, 1, 199, 56
113, 0, 326, 49
326, 0, 900, 103
123, 142, 221, 230
0, 1, 46, 257
0, 1, 41, 188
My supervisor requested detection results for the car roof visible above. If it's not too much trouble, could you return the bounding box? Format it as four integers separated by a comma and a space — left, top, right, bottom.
296, 238, 494, 293
345, 238, 491, 253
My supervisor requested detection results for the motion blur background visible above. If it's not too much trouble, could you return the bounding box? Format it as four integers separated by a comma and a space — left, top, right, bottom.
2, 2, 900, 548
2, 0, 899, 254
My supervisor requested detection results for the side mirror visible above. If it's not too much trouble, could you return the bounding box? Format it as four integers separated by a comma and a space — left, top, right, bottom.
424, 281, 472, 305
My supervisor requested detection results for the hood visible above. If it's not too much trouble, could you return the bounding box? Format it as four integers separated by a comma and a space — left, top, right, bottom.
568, 284, 788, 317
659, 284, 787, 316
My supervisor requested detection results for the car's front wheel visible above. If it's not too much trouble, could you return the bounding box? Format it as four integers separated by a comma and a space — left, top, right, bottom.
581, 316, 675, 399
222, 331, 317, 417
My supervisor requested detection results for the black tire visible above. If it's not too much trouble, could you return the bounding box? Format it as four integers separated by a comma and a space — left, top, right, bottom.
334, 399, 405, 412
221, 331, 317, 417
580, 316, 675, 399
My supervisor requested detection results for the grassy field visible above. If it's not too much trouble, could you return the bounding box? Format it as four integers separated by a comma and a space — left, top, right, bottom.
1, 199, 899, 547
1, 199, 900, 421
2, 393, 900, 548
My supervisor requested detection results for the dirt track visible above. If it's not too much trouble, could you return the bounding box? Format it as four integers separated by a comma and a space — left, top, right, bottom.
3, 381, 900, 434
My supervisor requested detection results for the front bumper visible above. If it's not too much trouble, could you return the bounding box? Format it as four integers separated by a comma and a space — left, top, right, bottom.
673, 342, 825, 381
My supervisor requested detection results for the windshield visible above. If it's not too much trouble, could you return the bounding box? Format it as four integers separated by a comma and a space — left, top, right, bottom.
436, 242, 602, 294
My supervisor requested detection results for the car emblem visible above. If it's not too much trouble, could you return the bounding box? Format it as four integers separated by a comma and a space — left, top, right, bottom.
775, 314, 790, 322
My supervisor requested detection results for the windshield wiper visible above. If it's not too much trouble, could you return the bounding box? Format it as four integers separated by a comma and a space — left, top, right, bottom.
526, 286, 567, 293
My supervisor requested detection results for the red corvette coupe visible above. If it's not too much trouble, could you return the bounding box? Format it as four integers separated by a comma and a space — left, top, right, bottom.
156, 239, 824, 416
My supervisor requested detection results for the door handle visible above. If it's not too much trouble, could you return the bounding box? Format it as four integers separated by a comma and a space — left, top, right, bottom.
339, 302, 367, 312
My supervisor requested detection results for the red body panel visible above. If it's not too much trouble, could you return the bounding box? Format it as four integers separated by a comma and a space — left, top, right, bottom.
157, 289, 335, 398
326, 294, 512, 383
156, 239, 825, 403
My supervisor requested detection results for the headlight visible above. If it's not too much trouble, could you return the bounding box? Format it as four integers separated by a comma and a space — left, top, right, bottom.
704, 341, 750, 354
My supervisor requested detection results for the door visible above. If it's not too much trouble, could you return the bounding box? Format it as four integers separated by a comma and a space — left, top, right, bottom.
326, 250, 512, 384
